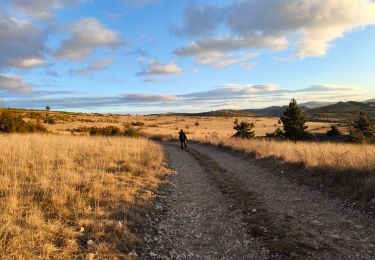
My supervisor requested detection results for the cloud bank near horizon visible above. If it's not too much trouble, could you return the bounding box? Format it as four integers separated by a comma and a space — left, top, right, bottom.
3, 84, 373, 112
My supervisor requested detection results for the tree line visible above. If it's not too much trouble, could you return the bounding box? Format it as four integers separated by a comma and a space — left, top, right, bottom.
233, 98, 375, 143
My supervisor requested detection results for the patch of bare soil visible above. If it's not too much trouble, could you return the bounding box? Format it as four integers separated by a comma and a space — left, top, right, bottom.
140, 142, 375, 259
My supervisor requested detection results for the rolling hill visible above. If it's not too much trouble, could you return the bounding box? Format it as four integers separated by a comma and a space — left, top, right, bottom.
157, 101, 375, 122
307, 101, 375, 121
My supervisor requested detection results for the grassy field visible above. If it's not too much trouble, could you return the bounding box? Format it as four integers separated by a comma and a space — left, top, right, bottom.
0, 134, 165, 259
0, 108, 372, 258
7, 108, 341, 138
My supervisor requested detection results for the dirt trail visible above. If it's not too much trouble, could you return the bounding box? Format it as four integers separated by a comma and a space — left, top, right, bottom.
140, 142, 375, 259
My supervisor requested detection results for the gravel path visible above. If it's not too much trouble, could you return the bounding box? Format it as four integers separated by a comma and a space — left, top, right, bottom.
140, 143, 263, 259
140, 142, 375, 259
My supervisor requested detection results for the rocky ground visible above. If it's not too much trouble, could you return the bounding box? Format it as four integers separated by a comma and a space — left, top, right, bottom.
138, 142, 375, 259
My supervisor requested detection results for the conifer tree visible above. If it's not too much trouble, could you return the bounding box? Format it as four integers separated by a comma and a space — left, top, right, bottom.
327, 125, 341, 136
351, 112, 375, 142
233, 118, 255, 139
280, 98, 308, 140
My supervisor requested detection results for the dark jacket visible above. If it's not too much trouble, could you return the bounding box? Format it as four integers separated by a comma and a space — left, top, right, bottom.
179, 132, 187, 141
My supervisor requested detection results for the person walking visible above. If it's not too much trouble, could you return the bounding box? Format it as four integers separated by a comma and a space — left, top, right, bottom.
179, 129, 188, 150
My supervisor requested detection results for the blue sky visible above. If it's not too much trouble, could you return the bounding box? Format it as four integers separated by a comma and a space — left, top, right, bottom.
0, 0, 375, 113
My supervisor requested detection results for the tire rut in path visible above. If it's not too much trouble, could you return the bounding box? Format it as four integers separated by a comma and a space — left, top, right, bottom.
187, 146, 323, 259
140, 143, 263, 259
190, 142, 375, 260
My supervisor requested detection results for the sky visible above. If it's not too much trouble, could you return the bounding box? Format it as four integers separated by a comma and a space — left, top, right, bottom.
0, 0, 375, 114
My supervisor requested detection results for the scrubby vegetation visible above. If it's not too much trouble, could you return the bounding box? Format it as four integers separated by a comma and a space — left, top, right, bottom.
233, 118, 255, 139
88, 125, 141, 137
327, 125, 341, 136
0, 134, 165, 259
131, 121, 145, 127
43, 115, 56, 125
350, 112, 375, 143
89, 126, 123, 136
123, 126, 141, 137
0, 110, 47, 133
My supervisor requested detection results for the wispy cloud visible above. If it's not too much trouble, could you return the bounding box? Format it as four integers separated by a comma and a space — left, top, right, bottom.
4, 84, 373, 111
195, 52, 258, 68
136, 60, 183, 81
0, 74, 33, 93
70, 59, 114, 76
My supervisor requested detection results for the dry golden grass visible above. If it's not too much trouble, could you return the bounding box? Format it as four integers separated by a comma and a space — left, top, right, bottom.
8, 108, 337, 138
201, 137, 375, 205
0, 134, 165, 259
202, 137, 375, 171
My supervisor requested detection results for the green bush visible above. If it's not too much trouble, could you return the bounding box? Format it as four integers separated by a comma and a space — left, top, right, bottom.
350, 112, 375, 142
233, 118, 255, 139
327, 125, 341, 136
266, 127, 284, 138
0, 111, 47, 133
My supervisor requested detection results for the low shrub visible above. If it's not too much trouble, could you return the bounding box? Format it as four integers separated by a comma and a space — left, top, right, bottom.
89, 126, 123, 136
43, 115, 56, 124
0, 111, 47, 133
124, 126, 140, 137
67, 127, 91, 134
327, 125, 341, 136
88, 126, 141, 137
131, 121, 145, 127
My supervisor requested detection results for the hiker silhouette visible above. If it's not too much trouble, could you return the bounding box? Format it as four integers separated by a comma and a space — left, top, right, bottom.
179, 130, 188, 150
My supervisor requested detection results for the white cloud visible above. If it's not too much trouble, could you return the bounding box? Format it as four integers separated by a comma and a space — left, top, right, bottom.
195, 52, 258, 68
54, 18, 122, 60
0, 12, 46, 69
11, 0, 73, 20
136, 60, 183, 81
174, 0, 375, 60
0, 74, 33, 93
124, 93, 179, 102
297, 84, 360, 92
70, 59, 114, 76
175, 35, 288, 56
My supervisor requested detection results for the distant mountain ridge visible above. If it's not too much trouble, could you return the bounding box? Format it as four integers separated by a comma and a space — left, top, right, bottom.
307, 101, 375, 121
158, 101, 375, 121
